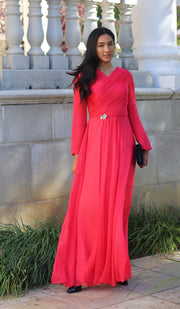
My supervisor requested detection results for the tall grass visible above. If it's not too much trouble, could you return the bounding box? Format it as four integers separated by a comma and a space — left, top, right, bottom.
0, 205, 179, 297
0, 220, 61, 297
128, 205, 180, 259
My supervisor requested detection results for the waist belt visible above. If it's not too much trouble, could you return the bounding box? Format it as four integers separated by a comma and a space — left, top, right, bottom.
90, 113, 128, 120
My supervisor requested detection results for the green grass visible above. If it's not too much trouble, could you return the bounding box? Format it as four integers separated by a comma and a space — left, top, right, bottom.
0, 205, 179, 297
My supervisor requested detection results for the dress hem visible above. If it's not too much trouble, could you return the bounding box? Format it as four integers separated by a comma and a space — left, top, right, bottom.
51, 275, 132, 288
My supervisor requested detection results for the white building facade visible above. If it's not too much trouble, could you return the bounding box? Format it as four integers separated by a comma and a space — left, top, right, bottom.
132, 0, 180, 88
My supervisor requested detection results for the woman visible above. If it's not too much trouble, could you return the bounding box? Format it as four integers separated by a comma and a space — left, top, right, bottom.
51, 27, 152, 293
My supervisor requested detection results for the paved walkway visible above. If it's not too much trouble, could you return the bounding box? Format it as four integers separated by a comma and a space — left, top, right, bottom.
0, 252, 180, 309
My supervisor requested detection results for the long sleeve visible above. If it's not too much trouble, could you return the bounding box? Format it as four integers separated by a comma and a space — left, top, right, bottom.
71, 84, 87, 155
127, 72, 152, 151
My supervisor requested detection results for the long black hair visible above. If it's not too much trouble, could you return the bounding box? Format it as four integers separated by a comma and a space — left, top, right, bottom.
68, 27, 115, 103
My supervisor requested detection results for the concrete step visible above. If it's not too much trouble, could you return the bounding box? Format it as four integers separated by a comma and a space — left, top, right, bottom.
0, 69, 154, 90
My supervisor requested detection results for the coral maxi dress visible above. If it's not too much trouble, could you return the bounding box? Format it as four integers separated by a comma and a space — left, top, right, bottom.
51, 67, 152, 287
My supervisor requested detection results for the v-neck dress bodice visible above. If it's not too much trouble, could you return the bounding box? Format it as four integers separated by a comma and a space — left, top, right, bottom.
51, 67, 152, 287
88, 68, 129, 117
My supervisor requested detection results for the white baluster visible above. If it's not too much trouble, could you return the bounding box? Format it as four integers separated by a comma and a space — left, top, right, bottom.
102, 0, 117, 43
118, 0, 138, 69
46, 0, 68, 69
5, 0, 23, 55
101, 0, 122, 67
83, 0, 98, 45
27, 0, 49, 69
3, 0, 29, 69
65, 0, 82, 69
46, 0, 63, 56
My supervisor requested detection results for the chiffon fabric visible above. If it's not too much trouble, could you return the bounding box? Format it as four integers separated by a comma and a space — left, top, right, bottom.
51, 67, 152, 287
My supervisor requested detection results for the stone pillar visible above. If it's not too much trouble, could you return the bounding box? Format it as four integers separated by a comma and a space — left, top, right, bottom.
83, 0, 98, 45
118, 0, 138, 70
3, 0, 29, 69
64, 0, 82, 69
46, 0, 68, 69
132, 0, 180, 88
27, 0, 49, 69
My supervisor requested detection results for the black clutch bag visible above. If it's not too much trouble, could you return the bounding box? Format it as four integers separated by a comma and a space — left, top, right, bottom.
135, 144, 144, 166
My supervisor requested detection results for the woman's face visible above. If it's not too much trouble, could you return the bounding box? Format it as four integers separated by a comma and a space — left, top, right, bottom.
96, 34, 115, 64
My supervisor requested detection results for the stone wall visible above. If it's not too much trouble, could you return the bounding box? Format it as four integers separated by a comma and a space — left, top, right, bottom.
133, 93, 180, 210
0, 88, 179, 225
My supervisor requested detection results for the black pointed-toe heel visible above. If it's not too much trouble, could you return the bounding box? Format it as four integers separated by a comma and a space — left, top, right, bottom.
117, 280, 128, 286
66, 285, 82, 293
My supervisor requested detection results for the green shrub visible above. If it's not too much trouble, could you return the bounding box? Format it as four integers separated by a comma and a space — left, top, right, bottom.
128, 205, 180, 259
0, 220, 61, 297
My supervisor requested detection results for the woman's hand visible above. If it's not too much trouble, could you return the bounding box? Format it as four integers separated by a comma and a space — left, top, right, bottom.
72, 154, 79, 173
140, 150, 149, 168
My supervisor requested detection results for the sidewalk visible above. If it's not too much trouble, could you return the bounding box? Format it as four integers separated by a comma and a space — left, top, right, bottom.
0, 252, 179, 309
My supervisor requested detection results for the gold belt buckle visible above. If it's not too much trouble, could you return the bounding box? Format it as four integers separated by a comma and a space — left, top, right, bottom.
100, 113, 108, 120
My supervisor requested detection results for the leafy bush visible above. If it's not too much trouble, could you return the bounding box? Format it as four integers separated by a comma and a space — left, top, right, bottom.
128, 205, 180, 259
0, 220, 61, 297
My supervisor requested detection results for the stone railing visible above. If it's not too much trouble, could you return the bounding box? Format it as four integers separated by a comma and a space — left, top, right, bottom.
2, 0, 138, 72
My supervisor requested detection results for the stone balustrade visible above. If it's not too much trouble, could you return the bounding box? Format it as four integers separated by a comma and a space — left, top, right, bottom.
1, 0, 138, 75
